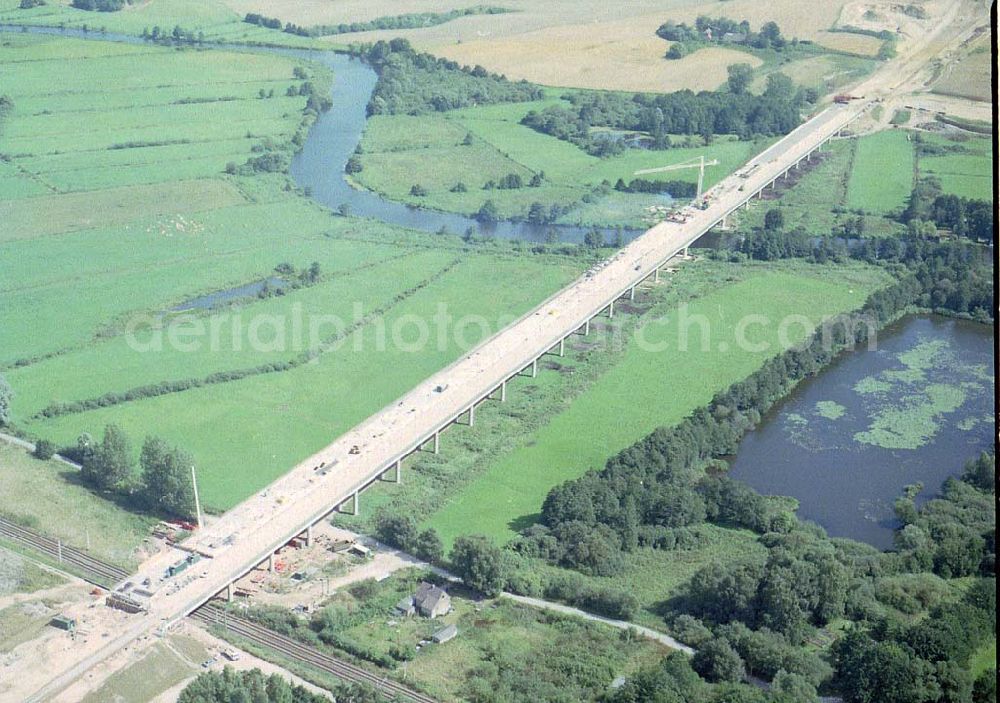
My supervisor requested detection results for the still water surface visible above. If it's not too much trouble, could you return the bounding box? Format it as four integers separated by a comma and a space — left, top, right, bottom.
728, 315, 994, 548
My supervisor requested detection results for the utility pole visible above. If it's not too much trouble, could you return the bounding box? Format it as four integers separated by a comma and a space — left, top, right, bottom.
191, 465, 203, 530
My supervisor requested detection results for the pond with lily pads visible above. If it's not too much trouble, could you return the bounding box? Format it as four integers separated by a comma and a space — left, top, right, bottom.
728, 314, 994, 548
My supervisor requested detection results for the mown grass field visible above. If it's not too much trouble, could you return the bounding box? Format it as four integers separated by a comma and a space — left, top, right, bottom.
0, 33, 313, 203
845, 129, 915, 215
0, 0, 318, 46
932, 33, 992, 102
918, 133, 993, 202
1, 33, 584, 515
22, 252, 577, 509
355, 102, 764, 225
425, 263, 889, 546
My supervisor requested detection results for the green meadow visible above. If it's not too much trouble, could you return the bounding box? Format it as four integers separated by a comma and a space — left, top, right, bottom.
0, 32, 582, 513
845, 129, 915, 215
0, 33, 313, 202
354, 101, 764, 225
918, 133, 993, 202
733, 137, 855, 236
22, 253, 577, 509
0, 0, 318, 47
425, 264, 889, 545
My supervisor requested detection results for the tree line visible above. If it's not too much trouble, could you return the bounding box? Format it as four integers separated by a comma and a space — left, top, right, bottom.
244, 6, 510, 39
61, 424, 197, 519
180, 667, 384, 703
521, 71, 810, 156
738, 215, 994, 322
902, 180, 994, 243
139, 25, 207, 45
70, 0, 128, 11
657, 16, 788, 56
614, 177, 698, 197
355, 39, 543, 116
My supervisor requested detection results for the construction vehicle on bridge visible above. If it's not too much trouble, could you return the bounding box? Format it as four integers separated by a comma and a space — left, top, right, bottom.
833, 94, 863, 104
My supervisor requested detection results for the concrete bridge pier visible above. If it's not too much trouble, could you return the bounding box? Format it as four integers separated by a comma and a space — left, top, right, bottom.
305, 524, 314, 546
558, 337, 565, 356
382, 459, 402, 483
583, 319, 590, 335
433, 432, 440, 454
607, 301, 615, 319
467, 404, 476, 427
268, 552, 276, 572
338, 491, 359, 515
629, 285, 636, 301
227, 582, 234, 602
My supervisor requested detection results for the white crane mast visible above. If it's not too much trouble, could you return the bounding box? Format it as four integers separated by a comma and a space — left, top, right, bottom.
633, 155, 719, 198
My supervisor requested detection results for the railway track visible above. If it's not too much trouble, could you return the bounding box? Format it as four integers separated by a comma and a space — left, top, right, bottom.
1, 517, 437, 703
193, 605, 438, 703
0, 516, 128, 587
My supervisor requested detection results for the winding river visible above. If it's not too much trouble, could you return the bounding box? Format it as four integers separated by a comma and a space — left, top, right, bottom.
3, 24, 643, 243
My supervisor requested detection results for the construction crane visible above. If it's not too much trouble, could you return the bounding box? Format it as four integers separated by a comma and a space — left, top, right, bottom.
633, 155, 719, 198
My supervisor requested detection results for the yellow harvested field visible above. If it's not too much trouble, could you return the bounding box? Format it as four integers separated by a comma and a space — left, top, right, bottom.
932, 32, 992, 102
814, 31, 885, 56
0, 179, 246, 241
432, 20, 763, 93
243, 0, 848, 91
675, 0, 846, 38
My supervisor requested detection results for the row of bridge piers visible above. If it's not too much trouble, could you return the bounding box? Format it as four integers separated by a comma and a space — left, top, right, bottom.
219, 125, 852, 602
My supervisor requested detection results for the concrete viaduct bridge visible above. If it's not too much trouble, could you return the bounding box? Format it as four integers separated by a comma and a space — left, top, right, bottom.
24, 98, 872, 703
128, 98, 872, 624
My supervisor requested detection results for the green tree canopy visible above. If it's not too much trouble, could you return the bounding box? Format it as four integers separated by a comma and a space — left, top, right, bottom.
450, 534, 509, 596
